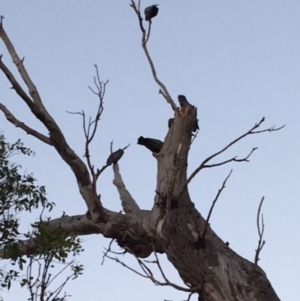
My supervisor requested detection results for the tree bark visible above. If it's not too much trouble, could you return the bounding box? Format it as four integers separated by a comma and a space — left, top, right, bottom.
0, 19, 281, 301
151, 107, 280, 301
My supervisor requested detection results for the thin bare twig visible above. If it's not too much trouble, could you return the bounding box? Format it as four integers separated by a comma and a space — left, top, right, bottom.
185, 117, 284, 188
254, 197, 266, 265
144, 21, 152, 44
203, 147, 258, 169
101, 238, 115, 265
106, 255, 149, 278
202, 170, 233, 240
66, 65, 109, 194
104, 243, 197, 293
190, 129, 199, 146
130, 1, 177, 111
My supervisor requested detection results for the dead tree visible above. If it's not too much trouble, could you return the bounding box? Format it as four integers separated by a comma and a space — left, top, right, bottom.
0, 3, 284, 300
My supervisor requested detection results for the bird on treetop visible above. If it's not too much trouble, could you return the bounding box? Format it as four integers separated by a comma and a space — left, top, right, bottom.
178, 95, 191, 108
144, 5, 159, 22
137, 136, 163, 153
177, 95, 200, 132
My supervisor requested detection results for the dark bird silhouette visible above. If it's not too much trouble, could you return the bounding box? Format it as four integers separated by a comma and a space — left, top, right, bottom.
178, 95, 199, 132
168, 118, 174, 129
144, 5, 159, 21
137, 136, 163, 153
106, 144, 130, 165
178, 95, 191, 108
193, 119, 200, 132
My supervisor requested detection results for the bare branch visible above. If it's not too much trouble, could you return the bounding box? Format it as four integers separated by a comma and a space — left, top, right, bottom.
67, 66, 109, 198
190, 129, 199, 146
151, 247, 201, 293
101, 239, 115, 265
107, 252, 195, 293
106, 255, 149, 278
95, 164, 109, 181
87, 65, 108, 144
0, 209, 142, 259
0, 103, 52, 145
202, 170, 233, 240
203, 147, 257, 169
0, 56, 34, 108
254, 197, 266, 265
130, 1, 177, 111
84, 67, 108, 181
185, 117, 285, 188
0, 24, 43, 106
0, 23, 102, 221
144, 21, 152, 44
113, 163, 140, 214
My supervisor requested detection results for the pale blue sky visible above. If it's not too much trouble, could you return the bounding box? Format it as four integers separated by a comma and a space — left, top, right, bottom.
1, 1, 299, 300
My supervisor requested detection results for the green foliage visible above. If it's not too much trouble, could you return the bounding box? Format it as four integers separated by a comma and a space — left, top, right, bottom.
0, 134, 84, 300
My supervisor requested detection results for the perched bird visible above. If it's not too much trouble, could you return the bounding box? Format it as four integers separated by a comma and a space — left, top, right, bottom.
178, 95, 191, 108
137, 136, 163, 153
106, 144, 130, 165
144, 5, 159, 22
193, 119, 200, 132
178, 95, 199, 132
168, 118, 174, 129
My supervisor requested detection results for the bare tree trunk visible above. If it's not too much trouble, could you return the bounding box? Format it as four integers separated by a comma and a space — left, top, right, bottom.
151, 107, 280, 301
0, 9, 282, 301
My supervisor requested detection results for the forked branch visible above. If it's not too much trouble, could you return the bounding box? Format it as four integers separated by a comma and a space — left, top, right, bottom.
0, 21, 103, 221
254, 197, 266, 265
66, 65, 109, 190
186, 117, 284, 187
130, 0, 177, 111
104, 245, 198, 293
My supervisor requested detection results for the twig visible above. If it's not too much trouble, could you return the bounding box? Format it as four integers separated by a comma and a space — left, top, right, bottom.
190, 129, 199, 146
101, 238, 115, 265
202, 170, 233, 240
185, 117, 284, 189
106, 255, 149, 278
130, 1, 177, 111
144, 21, 152, 44
202, 147, 257, 169
67, 65, 109, 192
254, 197, 266, 265
105, 243, 197, 293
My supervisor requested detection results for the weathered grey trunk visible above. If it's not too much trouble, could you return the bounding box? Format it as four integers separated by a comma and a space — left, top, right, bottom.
147, 106, 280, 301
